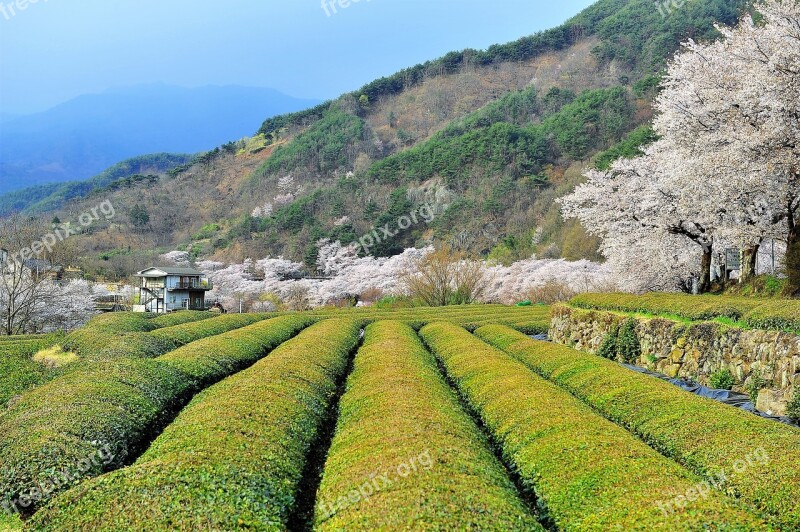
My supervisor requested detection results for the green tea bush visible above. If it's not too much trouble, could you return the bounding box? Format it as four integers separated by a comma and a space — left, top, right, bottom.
743, 301, 800, 333
149, 311, 213, 328
0, 316, 311, 514
0, 336, 66, 408
571, 293, 800, 333
477, 325, 800, 529
421, 323, 763, 530
31, 319, 358, 530
315, 321, 540, 530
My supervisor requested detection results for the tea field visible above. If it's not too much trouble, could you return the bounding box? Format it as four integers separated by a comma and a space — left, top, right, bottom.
0, 303, 796, 530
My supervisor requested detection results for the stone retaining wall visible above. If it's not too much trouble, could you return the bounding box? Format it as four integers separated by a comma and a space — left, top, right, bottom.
550, 305, 800, 416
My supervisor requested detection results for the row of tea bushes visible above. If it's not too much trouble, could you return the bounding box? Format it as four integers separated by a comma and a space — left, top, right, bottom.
0, 316, 312, 514
477, 325, 800, 529
314, 321, 541, 530
148, 310, 213, 328
570, 293, 800, 332
66, 313, 266, 360
420, 322, 766, 531
306, 305, 550, 334
30, 319, 361, 530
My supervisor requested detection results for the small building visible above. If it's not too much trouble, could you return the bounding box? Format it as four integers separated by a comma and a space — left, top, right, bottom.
134, 267, 213, 314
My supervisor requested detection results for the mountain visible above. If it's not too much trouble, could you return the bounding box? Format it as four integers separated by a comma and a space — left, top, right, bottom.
0, 85, 321, 194
0, 153, 196, 216
1, 0, 752, 280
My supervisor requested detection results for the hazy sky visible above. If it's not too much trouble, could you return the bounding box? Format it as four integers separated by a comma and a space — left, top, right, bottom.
0, 0, 595, 114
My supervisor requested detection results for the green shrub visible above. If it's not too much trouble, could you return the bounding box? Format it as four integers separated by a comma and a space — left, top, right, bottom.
421, 322, 763, 530
744, 301, 800, 333
709, 368, 735, 391
0, 337, 66, 407
30, 319, 359, 530
315, 321, 540, 530
746, 370, 769, 404
476, 325, 800, 529
616, 318, 641, 364
570, 293, 800, 333
598, 323, 620, 360
75, 314, 266, 360
0, 316, 312, 514
788, 390, 800, 423
148, 311, 213, 328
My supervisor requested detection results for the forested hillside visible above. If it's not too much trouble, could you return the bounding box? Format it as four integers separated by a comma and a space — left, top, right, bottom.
0, 0, 751, 278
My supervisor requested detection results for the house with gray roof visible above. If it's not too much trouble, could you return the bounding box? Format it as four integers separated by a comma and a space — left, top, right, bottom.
134, 266, 213, 314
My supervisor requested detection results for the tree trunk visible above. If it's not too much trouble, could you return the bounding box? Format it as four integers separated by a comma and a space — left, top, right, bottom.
698, 246, 713, 294
786, 225, 800, 297
740, 245, 760, 284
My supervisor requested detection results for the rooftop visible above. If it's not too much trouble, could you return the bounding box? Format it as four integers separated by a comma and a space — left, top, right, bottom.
136, 266, 205, 277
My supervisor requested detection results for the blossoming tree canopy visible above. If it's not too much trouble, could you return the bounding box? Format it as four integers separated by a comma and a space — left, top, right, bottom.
562, 0, 800, 294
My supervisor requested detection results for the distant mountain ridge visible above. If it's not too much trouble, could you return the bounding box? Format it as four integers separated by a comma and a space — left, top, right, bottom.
0, 0, 755, 279
0, 84, 321, 194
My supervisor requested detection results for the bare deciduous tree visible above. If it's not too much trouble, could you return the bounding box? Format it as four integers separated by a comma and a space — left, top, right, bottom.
402, 245, 488, 306
0, 216, 86, 334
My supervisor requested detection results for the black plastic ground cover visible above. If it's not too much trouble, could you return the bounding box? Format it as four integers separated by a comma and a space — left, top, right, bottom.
621, 364, 799, 428
528, 334, 797, 428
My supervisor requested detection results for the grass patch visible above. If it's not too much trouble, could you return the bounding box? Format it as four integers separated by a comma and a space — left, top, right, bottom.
32, 347, 78, 368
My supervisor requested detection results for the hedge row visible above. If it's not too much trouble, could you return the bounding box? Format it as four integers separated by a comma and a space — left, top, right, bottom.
476, 325, 800, 529
0, 332, 63, 344
570, 293, 800, 332
31, 319, 361, 530
306, 305, 550, 334
420, 322, 765, 530
146, 313, 265, 354
148, 310, 213, 328
741, 300, 800, 332
314, 321, 541, 530
61, 313, 159, 355
0, 315, 312, 514
67, 313, 267, 360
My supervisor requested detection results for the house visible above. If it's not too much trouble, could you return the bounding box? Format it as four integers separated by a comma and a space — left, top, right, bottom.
134, 267, 213, 314
22, 259, 64, 281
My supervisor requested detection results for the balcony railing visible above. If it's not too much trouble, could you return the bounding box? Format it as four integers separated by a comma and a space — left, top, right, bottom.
170, 279, 213, 291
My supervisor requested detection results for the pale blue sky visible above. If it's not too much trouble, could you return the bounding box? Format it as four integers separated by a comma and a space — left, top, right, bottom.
0, 0, 595, 114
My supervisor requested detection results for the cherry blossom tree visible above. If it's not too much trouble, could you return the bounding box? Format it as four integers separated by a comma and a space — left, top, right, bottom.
654, 0, 800, 293
563, 0, 800, 294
